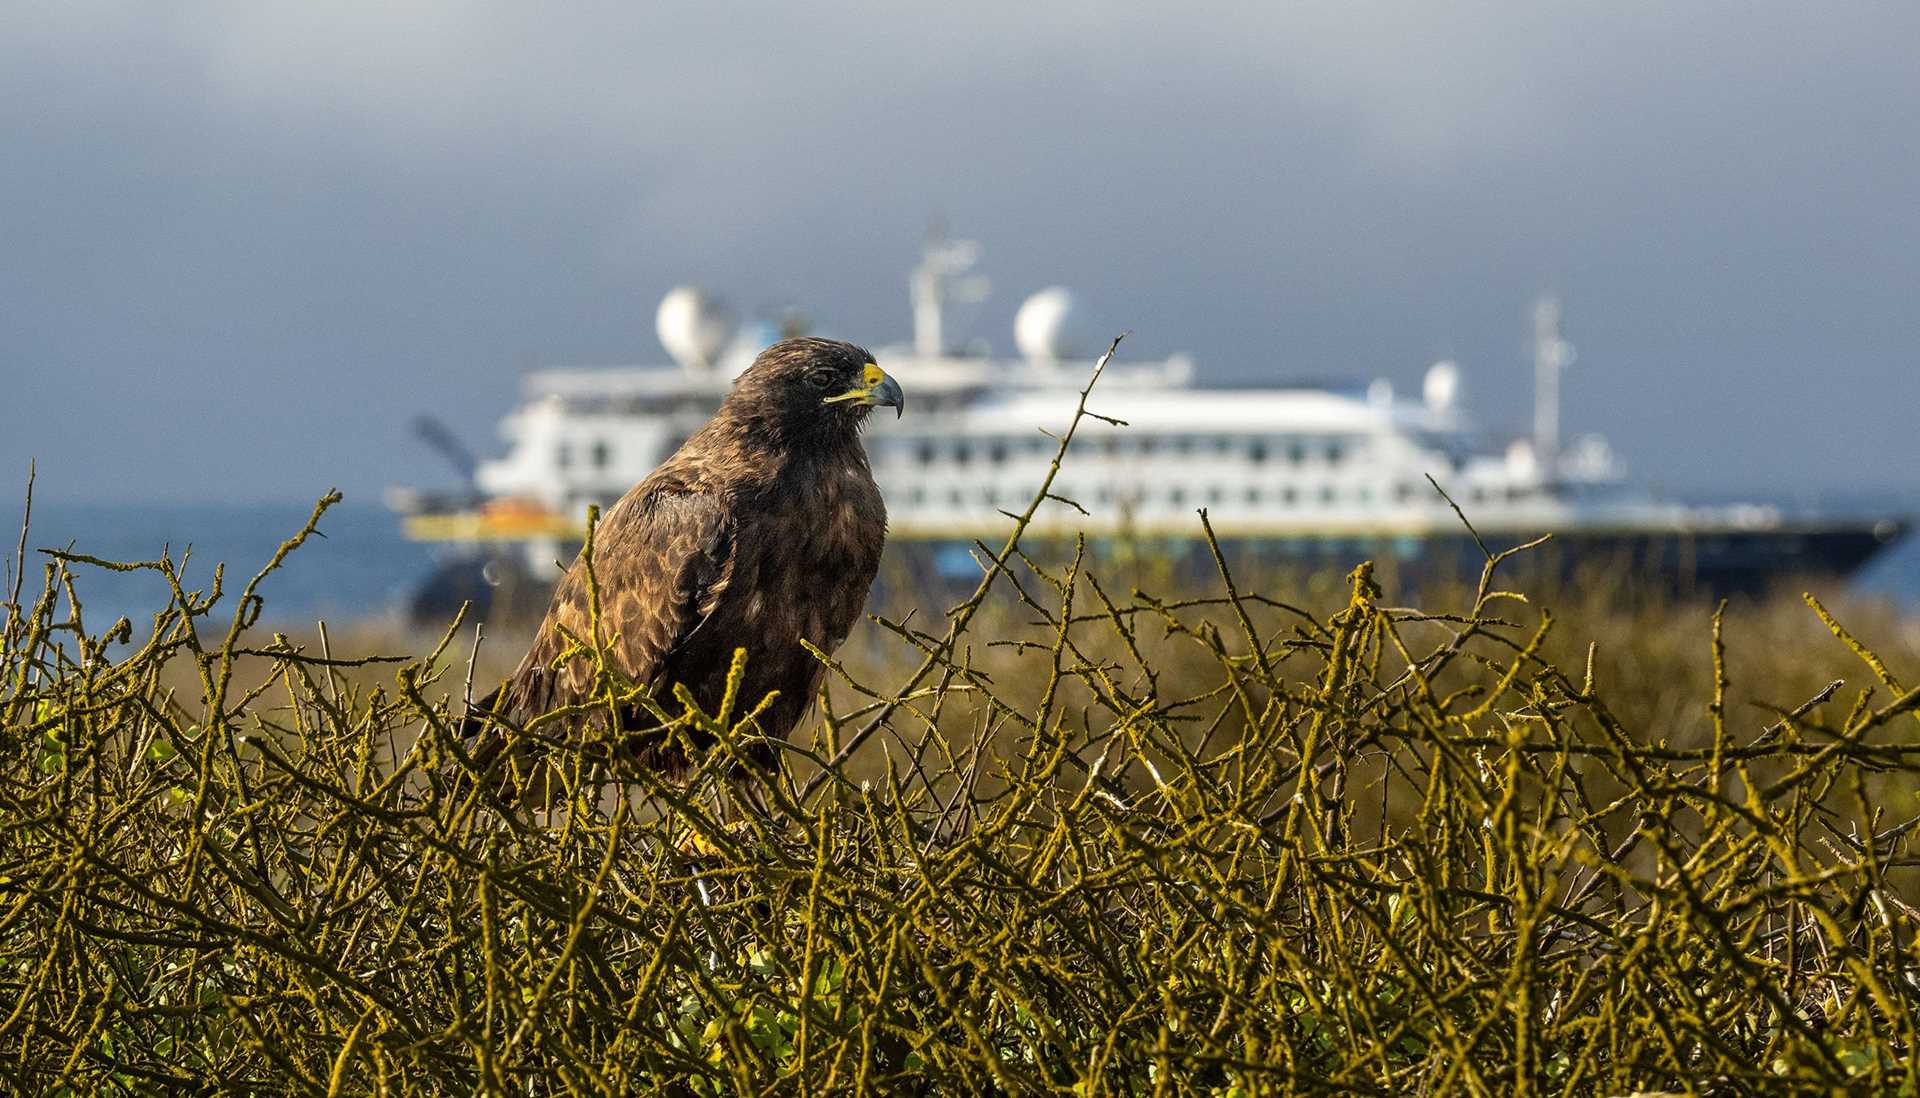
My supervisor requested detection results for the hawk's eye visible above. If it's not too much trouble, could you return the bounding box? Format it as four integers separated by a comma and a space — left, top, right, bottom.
806, 370, 836, 389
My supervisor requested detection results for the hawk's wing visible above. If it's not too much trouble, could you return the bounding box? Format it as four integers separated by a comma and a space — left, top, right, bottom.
466, 486, 735, 747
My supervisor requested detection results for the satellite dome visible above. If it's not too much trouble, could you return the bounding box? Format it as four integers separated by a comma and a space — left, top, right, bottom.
1014, 287, 1083, 362
655, 287, 736, 372
1423, 360, 1462, 413
1505, 438, 1540, 478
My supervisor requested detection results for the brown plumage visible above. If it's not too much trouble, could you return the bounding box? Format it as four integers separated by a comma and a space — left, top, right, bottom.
462, 337, 902, 795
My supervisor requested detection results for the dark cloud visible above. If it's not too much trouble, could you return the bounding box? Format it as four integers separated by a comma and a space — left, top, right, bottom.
3, 3, 1916, 504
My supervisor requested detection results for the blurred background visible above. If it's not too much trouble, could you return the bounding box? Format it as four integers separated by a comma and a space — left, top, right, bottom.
3, 3, 1917, 625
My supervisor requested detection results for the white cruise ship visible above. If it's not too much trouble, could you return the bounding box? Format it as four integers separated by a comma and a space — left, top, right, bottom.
387, 237, 1903, 620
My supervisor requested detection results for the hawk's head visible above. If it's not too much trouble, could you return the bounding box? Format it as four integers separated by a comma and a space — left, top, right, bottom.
727, 338, 904, 437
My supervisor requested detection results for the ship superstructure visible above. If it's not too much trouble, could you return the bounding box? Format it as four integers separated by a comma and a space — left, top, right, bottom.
387, 238, 1903, 615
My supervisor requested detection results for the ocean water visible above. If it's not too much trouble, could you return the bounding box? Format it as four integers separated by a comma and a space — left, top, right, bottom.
6, 498, 1919, 633
6, 501, 440, 631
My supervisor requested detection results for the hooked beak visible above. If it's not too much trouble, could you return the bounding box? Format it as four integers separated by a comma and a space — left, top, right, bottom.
824, 363, 906, 419
869, 373, 905, 418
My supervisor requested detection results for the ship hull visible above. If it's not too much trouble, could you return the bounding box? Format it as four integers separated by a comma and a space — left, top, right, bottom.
885, 519, 1908, 604
1201, 522, 1903, 598
406, 519, 1904, 625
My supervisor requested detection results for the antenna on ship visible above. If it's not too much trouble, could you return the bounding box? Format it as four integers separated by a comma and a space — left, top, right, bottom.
1533, 296, 1576, 479
911, 223, 989, 356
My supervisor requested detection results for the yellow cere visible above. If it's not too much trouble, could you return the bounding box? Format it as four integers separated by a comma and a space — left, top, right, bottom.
823, 363, 889, 404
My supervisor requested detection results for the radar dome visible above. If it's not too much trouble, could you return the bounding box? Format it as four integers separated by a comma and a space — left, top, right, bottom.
1014, 287, 1083, 362
656, 287, 735, 372
1423, 360, 1462, 413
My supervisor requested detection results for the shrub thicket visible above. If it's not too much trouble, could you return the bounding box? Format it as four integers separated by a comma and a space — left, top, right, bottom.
4, 353, 1918, 1094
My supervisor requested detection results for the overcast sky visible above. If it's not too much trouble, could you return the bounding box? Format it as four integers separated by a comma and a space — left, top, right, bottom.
3, 3, 1916, 507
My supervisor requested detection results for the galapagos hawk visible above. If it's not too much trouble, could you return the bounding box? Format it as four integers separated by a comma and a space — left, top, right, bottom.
462, 337, 902, 797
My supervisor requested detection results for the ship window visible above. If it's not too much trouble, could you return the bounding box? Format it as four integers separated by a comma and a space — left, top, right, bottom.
1245, 486, 1261, 504
1249, 441, 1268, 464
915, 441, 935, 465
1288, 442, 1306, 464
1395, 483, 1415, 503
989, 440, 1008, 465
948, 488, 964, 506
591, 440, 612, 469
1169, 487, 1185, 506
1282, 486, 1299, 504
1356, 486, 1372, 504
1174, 436, 1194, 456
556, 443, 572, 469
1139, 437, 1159, 456
1326, 443, 1344, 464
954, 442, 971, 466
1319, 485, 1335, 504
1470, 488, 1487, 504
1206, 486, 1223, 505
908, 487, 926, 506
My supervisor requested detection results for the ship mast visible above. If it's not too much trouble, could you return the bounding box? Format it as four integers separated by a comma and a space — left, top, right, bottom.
1532, 296, 1576, 480
910, 228, 989, 356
